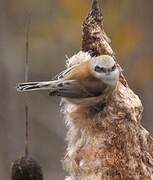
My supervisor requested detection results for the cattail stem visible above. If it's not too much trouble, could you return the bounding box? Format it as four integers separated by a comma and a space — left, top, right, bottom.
24, 14, 31, 158
25, 14, 30, 82
11, 14, 43, 180
25, 104, 29, 158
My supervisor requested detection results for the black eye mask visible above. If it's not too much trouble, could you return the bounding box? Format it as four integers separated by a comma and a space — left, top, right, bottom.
111, 64, 116, 71
95, 64, 116, 73
94, 65, 107, 73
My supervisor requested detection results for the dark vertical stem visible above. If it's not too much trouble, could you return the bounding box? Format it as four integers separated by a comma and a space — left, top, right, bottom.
24, 15, 31, 158
25, 104, 29, 158
25, 15, 30, 82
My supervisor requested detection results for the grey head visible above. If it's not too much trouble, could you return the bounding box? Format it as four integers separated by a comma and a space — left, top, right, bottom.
89, 55, 119, 86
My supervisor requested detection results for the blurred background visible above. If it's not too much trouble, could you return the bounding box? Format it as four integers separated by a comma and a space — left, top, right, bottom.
0, 0, 152, 179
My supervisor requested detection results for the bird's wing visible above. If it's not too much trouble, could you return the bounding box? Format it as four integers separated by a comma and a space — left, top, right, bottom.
52, 65, 77, 80
51, 62, 108, 98
49, 79, 100, 98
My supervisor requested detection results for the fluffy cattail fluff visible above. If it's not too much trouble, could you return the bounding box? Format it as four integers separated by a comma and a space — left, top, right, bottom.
11, 156, 43, 180
62, 52, 144, 180
61, 0, 152, 178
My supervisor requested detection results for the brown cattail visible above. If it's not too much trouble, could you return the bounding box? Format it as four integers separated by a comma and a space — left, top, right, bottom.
82, 0, 128, 86
11, 157, 43, 180
82, 0, 114, 57
63, 0, 153, 179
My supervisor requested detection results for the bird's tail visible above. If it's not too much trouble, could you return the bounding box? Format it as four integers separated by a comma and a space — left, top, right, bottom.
17, 81, 57, 92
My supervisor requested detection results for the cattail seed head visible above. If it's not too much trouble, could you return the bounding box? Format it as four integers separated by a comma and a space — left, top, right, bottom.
11, 156, 43, 180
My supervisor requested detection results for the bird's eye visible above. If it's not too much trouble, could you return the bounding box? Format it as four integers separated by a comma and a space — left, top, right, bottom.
94, 65, 105, 73
111, 64, 116, 71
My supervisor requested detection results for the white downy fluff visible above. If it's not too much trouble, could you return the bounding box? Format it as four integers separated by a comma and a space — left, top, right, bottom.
66, 51, 91, 68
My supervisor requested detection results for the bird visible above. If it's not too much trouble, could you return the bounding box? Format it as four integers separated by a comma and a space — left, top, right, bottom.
17, 55, 119, 105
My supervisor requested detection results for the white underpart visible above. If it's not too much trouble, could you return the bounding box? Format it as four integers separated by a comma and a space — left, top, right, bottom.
66, 51, 91, 68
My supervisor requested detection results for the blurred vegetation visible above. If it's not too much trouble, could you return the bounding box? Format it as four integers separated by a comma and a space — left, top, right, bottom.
0, 0, 152, 179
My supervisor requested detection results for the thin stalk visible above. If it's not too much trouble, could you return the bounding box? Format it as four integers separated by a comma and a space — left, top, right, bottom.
24, 15, 31, 158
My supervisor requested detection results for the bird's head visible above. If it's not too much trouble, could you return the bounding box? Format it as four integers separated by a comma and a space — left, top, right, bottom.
89, 55, 119, 86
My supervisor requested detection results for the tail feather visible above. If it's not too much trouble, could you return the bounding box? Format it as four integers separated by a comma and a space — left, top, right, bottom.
17, 81, 54, 92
